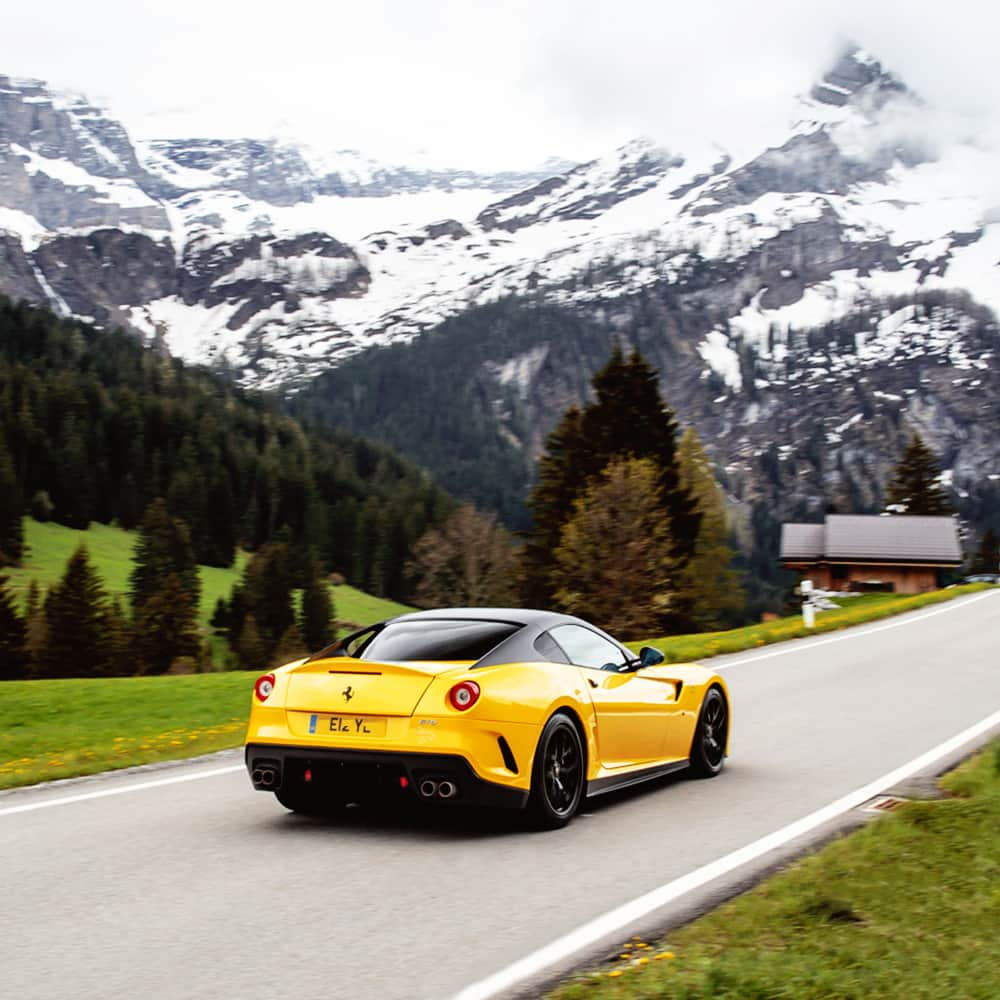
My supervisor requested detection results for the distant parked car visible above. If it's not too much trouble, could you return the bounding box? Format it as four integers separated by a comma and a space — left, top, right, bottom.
961, 574, 999, 584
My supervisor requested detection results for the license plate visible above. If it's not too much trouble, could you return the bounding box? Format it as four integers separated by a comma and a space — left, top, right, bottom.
308, 714, 387, 737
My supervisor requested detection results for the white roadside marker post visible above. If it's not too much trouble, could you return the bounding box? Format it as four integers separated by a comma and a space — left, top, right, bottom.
801, 578, 816, 628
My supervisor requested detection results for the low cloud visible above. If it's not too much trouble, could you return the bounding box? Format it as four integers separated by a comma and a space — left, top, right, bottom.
0, 0, 997, 167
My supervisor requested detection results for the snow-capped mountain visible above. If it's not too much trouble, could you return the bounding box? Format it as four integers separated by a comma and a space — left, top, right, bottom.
2, 48, 998, 397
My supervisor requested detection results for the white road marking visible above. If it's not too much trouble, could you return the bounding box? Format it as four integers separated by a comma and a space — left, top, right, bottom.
716, 590, 1000, 670
453, 705, 1000, 1000
0, 765, 244, 817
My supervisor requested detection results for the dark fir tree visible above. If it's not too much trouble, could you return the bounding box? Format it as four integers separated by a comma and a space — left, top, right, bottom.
21, 579, 46, 676
236, 613, 270, 669
231, 542, 295, 664
521, 345, 700, 606
885, 434, 953, 516
210, 597, 229, 632
41, 545, 112, 678
0, 444, 24, 567
299, 565, 334, 652
0, 573, 25, 679
129, 499, 201, 611
104, 596, 134, 677
970, 528, 999, 575
133, 575, 200, 675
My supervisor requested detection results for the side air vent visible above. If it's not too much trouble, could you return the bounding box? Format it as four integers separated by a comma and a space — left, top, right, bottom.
497, 736, 518, 774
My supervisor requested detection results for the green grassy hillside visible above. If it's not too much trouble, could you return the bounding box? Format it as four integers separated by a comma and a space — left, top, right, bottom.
5, 517, 413, 640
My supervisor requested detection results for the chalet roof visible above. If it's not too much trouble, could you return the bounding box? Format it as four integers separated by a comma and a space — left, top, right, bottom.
780, 514, 962, 565
781, 523, 825, 561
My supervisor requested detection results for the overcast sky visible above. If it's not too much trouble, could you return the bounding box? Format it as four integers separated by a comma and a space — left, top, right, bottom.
2, 1, 997, 169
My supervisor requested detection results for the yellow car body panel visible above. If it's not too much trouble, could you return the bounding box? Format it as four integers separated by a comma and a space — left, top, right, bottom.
245, 654, 730, 797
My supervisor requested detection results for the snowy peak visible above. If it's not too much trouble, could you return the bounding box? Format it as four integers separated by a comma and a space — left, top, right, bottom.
1, 52, 999, 396
0, 75, 168, 241
137, 136, 575, 207
0, 74, 143, 179
810, 46, 909, 110
477, 137, 682, 233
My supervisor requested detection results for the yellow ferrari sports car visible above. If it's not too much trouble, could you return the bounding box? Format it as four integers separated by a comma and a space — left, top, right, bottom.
245, 608, 731, 828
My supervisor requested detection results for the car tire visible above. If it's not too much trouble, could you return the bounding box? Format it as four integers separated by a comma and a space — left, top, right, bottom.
527, 714, 585, 830
688, 686, 728, 778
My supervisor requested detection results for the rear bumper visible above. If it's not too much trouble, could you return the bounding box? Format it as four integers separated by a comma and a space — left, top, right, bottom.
245, 742, 530, 810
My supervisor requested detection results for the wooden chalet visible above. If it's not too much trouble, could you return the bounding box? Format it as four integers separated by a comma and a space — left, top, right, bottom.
779, 514, 962, 594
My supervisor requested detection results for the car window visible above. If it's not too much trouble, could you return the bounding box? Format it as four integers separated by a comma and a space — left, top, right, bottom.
358, 620, 521, 662
549, 624, 628, 671
533, 630, 570, 663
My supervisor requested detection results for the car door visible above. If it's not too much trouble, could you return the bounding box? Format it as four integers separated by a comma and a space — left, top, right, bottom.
548, 624, 676, 768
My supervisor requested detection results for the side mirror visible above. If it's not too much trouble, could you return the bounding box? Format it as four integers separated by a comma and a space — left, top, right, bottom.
638, 646, 665, 667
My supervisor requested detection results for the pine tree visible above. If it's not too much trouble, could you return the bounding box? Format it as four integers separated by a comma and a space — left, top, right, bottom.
229, 542, 296, 664
41, 545, 111, 678
885, 434, 953, 515
236, 614, 269, 669
299, 566, 334, 651
970, 528, 999, 575
551, 459, 677, 637
210, 597, 229, 632
0, 444, 24, 567
104, 597, 134, 677
521, 346, 699, 606
408, 504, 518, 608
133, 575, 200, 675
22, 580, 46, 676
129, 498, 201, 611
272, 623, 307, 666
673, 427, 744, 631
0, 573, 26, 679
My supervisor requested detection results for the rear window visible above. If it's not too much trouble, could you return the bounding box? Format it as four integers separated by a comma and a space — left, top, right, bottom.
358, 620, 521, 662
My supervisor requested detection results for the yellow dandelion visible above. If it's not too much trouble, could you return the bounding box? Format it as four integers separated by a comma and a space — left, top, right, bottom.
620, 953, 632, 960
637, 957, 649, 966
170, 740, 184, 746
655, 951, 675, 960
608, 970, 623, 978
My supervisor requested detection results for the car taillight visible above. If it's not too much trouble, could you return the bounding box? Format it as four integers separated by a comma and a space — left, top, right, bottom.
254, 673, 275, 701
448, 680, 480, 711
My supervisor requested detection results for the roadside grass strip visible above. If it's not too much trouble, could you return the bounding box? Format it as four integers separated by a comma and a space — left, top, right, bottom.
635, 584, 993, 663
0, 672, 256, 789
550, 740, 1000, 1000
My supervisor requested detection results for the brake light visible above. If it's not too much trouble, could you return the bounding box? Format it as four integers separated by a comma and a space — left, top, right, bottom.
254, 673, 276, 701
448, 680, 480, 711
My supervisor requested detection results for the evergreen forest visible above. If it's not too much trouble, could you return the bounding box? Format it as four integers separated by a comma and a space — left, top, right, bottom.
0, 296, 452, 599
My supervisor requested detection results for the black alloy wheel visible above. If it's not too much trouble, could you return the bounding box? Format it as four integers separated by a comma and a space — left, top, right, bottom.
689, 687, 728, 778
528, 714, 585, 829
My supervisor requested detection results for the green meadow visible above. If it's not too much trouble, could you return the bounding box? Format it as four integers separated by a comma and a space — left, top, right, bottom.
4, 517, 413, 637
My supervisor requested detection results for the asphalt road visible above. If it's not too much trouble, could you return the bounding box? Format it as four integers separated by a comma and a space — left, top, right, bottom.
4, 591, 1000, 1000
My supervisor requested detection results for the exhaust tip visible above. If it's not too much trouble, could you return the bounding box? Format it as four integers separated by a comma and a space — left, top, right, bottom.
438, 780, 457, 800
419, 779, 438, 798
252, 767, 278, 789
